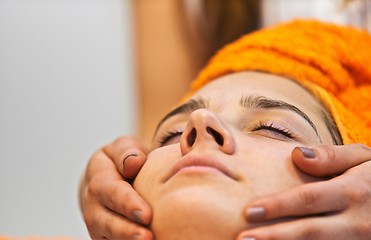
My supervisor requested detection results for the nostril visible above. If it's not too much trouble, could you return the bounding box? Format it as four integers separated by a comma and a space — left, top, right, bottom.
206, 127, 224, 146
187, 128, 197, 146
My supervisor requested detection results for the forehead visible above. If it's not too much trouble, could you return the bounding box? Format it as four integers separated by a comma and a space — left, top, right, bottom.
192, 72, 319, 110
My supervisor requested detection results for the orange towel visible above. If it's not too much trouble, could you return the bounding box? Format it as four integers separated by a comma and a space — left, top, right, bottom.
186, 20, 371, 145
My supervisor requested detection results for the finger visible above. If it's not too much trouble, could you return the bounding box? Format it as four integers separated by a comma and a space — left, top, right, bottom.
86, 203, 153, 240
245, 179, 350, 223
95, 178, 152, 225
292, 144, 371, 177
84, 149, 118, 182
86, 151, 152, 225
80, 149, 118, 213
237, 215, 349, 240
104, 136, 149, 179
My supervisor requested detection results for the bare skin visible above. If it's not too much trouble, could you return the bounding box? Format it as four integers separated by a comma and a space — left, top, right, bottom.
238, 144, 371, 240
80, 138, 371, 240
79, 136, 152, 240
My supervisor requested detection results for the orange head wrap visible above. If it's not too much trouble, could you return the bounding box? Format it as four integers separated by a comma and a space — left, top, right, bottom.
185, 20, 371, 145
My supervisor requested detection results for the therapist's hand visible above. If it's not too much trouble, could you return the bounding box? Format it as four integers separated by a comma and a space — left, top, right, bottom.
237, 144, 371, 240
79, 136, 153, 240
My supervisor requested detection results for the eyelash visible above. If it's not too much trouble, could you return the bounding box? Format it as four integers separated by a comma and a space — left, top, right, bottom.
157, 122, 296, 146
158, 130, 183, 146
252, 122, 295, 139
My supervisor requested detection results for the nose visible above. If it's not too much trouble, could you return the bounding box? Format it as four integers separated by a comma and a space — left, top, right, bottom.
180, 109, 235, 155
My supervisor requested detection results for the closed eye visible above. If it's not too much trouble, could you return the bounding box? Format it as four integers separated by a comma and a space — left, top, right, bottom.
158, 130, 183, 146
252, 122, 296, 140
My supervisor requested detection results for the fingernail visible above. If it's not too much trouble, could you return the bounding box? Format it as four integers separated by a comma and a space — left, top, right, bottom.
124, 152, 138, 162
132, 210, 143, 224
123, 152, 139, 170
241, 237, 256, 240
247, 207, 265, 222
298, 147, 316, 158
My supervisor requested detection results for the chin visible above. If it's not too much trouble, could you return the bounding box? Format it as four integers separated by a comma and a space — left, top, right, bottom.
149, 185, 248, 240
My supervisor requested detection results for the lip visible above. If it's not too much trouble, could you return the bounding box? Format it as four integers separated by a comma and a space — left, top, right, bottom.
162, 154, 238, 182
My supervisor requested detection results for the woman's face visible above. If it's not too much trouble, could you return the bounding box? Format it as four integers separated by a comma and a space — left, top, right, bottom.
134, 72, 334, 240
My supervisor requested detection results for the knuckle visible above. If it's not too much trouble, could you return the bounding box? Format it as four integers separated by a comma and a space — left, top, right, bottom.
112, 136, 125, 145
299, 189, 318, 210
85, 151, 103, 179
353, 220, 371, 238
116, 225, 137, 240
88, 151, 99, 165
85, 213, 101, 239
347, 182, 370, 205
108, 183, 122, 208
87, 175, 102, 198
110, 217, 144, 240
353, 189, 370, 205
84, 213, 95, 231
318, 145, 335, 162
108, 181, 133, 215
103, 217, 113, 239
113, 136, 132, 147
96, 211, 114, 239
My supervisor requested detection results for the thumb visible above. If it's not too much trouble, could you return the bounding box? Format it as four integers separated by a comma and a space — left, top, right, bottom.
103, 136, 149, 180
292, 144, 371, 177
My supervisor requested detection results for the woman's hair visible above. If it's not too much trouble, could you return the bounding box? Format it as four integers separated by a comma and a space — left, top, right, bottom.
319, 105, 343, 145
307, 90, 343, 145
286, 76, 343, 145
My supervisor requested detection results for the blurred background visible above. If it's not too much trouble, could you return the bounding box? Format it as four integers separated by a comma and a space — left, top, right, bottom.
0, 0, 135, 237
0, 0, 370, 238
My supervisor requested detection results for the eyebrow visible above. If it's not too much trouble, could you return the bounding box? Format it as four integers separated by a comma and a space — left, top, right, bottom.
241, 95, 320, 138
156, 98, 209, 131
156, 95, 320, 140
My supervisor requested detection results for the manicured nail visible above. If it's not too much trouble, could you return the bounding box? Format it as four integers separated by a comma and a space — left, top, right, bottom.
298, 147, 316, 158
132, 210, 143, 224
247, 207, 265, 222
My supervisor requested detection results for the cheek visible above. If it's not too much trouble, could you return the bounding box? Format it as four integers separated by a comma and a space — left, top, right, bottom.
134, 145, 181, 198
235, 140, 304, 196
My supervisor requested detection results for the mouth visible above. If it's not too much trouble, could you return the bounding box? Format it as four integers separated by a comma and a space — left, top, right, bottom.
162, 154, 238, 182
